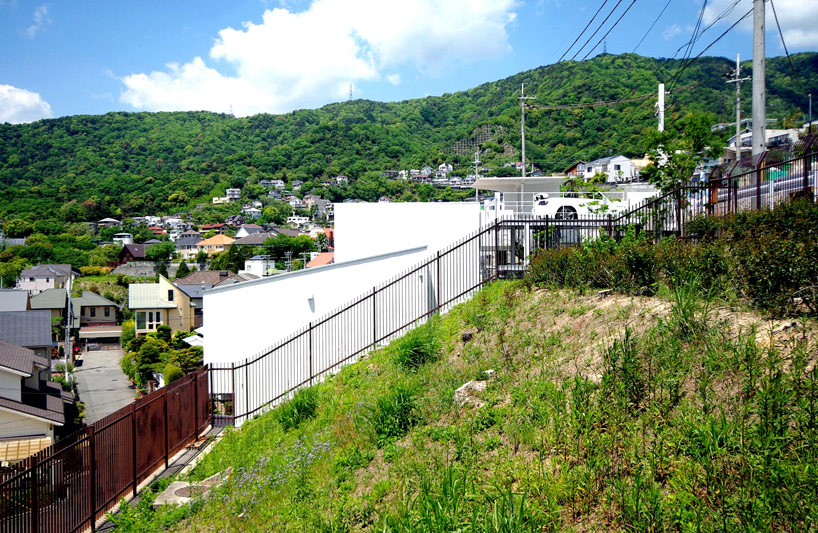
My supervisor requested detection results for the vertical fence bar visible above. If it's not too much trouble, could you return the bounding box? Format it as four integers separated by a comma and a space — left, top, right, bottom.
193, 370, 199, 439
436, 251, 441, 311
494, 220, 500, 279
231, 362, 236, 425
371, 287, 376, 346
756, 157, 763, 210
308, 322, 313, 385
89, 426, 97, 532
30, 454, 38, 533
163, 389, 169, 468
245, 363, 250, 422
131, 403, 137, 495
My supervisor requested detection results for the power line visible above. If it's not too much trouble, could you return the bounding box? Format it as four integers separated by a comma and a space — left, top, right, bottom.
632, 0, 673, 54
570, 0, 625, 62
667, 0, 709, 93
667, 7, 753, 94
769, 0, 806, 95
580, 0, 639, 61
555, 0, 610, 65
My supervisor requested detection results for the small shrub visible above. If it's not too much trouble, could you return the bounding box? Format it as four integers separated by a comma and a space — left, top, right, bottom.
371, 383, 417, 446
163, 363, 184, 384
392, 315, 441, 371
274, 387, 318, 431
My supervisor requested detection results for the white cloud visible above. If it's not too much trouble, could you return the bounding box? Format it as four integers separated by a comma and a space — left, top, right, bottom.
386, 73, 401, 86
120, 0, 518, 116
0, 84, 52, 124
703, 0, 818, 48
662, 24, 683, 40
25, 4, 52, 38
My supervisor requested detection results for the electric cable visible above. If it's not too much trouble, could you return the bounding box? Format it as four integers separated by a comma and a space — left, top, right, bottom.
770, 0, 806, 95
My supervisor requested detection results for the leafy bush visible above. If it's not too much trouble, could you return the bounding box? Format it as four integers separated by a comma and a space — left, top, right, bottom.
371, 383, 417, 447
527, 197, 818, 316
274, 387, 319, 431
79, 265, 112, 276
120, 319, 135, 350
391, 315, 441, 371
163, 363, 184, 384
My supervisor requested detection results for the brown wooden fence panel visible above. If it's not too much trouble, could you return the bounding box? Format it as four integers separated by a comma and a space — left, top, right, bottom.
166, 375, 196, 458
134, 391, 167, 484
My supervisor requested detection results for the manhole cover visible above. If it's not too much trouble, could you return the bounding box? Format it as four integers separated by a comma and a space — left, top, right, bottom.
175, 485, 208, 498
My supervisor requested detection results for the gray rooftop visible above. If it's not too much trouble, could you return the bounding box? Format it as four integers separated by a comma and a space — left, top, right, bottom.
0, 340, 45, 376
0, 311, 53, 348
19, 264, 74, 279
0, 290, 31, 312
29, 288, 67, 310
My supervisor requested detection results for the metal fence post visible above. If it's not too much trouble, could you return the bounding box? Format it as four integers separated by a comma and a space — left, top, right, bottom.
436, 251, 441, 312
371, 287, 377, 346
30, 454, 38, 533
131, 403, 137, 495
231, 362, 236, 425
163, 389, 169, 468
88, 426, 97, 532
193, 369, 199, 437
494, 220, 500, 279
606, 215, 612, 239
308, 322, 313, 385
674, 188, 683, 236
755, 156, 763, 210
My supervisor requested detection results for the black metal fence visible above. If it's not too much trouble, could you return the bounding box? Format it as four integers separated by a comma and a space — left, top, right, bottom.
0, 367, 210, 533
210, 146, 818, 427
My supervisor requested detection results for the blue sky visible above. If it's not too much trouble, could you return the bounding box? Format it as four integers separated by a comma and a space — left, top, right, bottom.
1, 0, 816, 123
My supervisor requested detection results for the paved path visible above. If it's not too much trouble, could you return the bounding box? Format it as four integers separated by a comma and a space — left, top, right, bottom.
74, 349, 136, 424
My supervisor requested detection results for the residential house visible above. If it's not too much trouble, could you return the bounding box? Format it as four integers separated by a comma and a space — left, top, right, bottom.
398, 170, 409, 179
305, 252, 334, 268
0, 289, 31, 312
175, 233, 203, 261
272, 179, 286, 190
128, 275, 194, 336
226, 188, 241, 201
112, 233, 134, 246
302, 194, 323, 209
232, 231, 276, 247
117, 244, 151, 265
585, 155, 637, 183
286, 214, 310, 226
564, 161, 587, 178
96, 218, 122, 229
335, 175, 349, 186
433, 175, 448, 186
378, 196, 392, 203
421, 166, 434, 175
225, 215, 246, 227
0, 340, 71, 462
436, 163, 453, 179
72, 291, 117, 327
723, 128, 801, 163
243, 255, 279, 277
380, 170, 398, 179
196, 234, 235, 257
29, 288, 67, 322
168, 228, 183, 242
270, 226, 302, 238
17, 264, 78, 296
412, 173, 431, 183
242, 207, 262, 219
267, 190, 283, 199
175, 270, 247, 328
448, 177, 462, 187
234, 224, 264, 239
199, 223, 226, 234
291, 180, 304, 190
212, 196, 229, 205
0, 310, 53, 358
258, 179, 274, 189
288, 197, 305, 209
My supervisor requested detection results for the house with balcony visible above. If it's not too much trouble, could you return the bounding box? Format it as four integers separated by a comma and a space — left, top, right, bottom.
128, 275, 194, 336
0, 340, 72, 463
585, 155, 637, 183
17, 264, 79, 296
226, 188, 241, 201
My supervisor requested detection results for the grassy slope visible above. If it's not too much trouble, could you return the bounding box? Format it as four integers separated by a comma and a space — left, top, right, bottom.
111, 281, 818, 531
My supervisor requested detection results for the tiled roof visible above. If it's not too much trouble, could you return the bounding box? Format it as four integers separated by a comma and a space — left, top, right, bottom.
128, 284, 177, 309
174, 270, 241, 286
196, 234, 234, 247
175, 236, 202, 247
306, 252, 334, 268
29, 288, 67, 310
121, 244, 147, 259
0, 340, 38, 376
73, 291, 117, 308
0, 289, 31, 312
0, 311, 53, 348
19, 264, 73, 279
0, 389, 65, 425
232, 232, 276, 246
270, 226, 301, 238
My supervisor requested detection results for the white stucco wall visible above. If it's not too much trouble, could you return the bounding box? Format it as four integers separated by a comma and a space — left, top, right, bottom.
0, 370, 22, 402
0, 409, 52, 440
333, 202, 481, 263
203, 246, 430, 367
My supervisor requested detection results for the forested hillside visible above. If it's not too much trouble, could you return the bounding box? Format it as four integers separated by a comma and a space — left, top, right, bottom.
1, 52, 816, 221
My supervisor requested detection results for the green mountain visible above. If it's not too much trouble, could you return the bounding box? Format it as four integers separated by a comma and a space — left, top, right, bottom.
1, 52, 816, 221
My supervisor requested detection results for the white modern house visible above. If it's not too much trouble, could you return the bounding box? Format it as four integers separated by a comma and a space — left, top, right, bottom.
112, 233, 134, 246
243, 255, 279, 278
17, 264, 78, 296
585, 155, 637, 183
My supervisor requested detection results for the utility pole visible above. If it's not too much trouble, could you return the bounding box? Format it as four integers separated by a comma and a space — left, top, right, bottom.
519, 83, 535, 177
752, 0, 766, 156
64, 274, 72, 384
726, 53, 750, 165
657, 83, 665, 132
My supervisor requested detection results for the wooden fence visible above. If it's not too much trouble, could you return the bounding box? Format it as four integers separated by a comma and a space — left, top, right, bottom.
0, 367, 210, 533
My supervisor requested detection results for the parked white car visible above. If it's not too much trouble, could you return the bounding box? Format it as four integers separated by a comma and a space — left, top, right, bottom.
531, 192, 627, 219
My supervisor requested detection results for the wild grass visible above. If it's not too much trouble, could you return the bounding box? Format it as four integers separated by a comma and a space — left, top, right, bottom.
110, 280, 818, 532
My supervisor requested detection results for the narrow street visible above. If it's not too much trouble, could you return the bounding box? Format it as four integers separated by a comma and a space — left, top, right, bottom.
74, 349, 136, 424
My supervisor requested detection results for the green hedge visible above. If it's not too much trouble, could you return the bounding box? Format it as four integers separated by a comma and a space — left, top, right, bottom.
527, 196, 818, 316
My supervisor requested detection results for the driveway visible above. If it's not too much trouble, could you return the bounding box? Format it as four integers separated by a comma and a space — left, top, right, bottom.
74, 349, 136, 424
